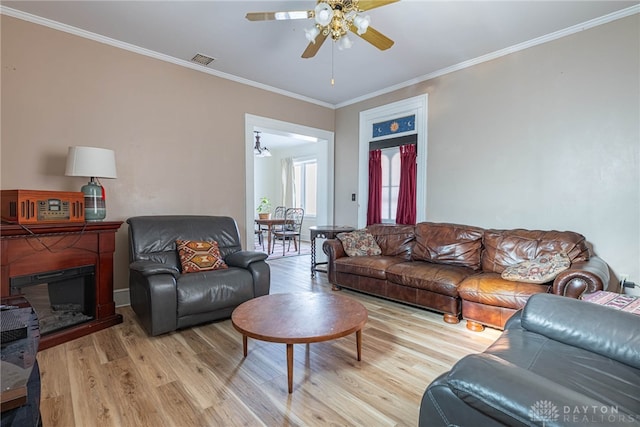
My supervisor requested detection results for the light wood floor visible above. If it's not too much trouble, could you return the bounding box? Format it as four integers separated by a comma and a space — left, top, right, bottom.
37, 254, 501, 427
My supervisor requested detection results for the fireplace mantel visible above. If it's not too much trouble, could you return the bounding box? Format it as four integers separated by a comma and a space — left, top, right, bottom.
1, 221, 123, 349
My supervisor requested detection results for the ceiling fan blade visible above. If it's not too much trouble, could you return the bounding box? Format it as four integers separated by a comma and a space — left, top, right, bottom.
357, 0, 400, 12
245, 11, 312, 21
350, 25, 394, 50
302, 32, 328, 58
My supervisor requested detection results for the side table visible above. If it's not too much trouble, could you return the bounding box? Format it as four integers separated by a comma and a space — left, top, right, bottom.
309, 225, 355, 277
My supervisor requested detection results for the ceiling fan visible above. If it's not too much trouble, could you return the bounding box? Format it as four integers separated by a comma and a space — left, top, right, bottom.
246, 0, 398, 58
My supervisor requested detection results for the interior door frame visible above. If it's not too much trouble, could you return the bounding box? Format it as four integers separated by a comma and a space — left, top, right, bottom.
357, 94, 428, 227
244, 114, 335, 248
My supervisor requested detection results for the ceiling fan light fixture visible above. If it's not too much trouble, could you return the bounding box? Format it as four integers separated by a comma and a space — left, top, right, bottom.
314, 2, 334, 26
246, 0, 397, 59
305, 26, 320, 43
337, 34, 353, 50
353, 14, 370, 35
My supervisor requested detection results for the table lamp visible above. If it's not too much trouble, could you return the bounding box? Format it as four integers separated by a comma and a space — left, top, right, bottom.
65, 146, 117, 221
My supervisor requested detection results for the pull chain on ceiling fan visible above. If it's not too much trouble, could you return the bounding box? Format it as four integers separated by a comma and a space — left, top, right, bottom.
246, 0, 398, 59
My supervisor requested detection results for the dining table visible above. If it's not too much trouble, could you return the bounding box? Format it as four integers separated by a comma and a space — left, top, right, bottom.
254, 217, 291, 254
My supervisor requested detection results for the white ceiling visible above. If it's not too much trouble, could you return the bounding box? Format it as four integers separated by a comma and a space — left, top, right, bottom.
3, 1, 638, 109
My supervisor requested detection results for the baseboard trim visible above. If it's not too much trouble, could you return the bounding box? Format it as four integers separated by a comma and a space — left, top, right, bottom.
114, 288, 131, 307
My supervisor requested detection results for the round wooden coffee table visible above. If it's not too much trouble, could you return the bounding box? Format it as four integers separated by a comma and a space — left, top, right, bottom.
231, 292, 368, 393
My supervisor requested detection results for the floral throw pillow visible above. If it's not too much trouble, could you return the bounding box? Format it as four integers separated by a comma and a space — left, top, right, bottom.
501, 253, 570, 284
337, 230, 382, 257
176, 239, 228, 273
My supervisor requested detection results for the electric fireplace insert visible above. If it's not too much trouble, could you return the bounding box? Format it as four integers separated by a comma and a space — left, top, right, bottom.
10, 265, 96, 336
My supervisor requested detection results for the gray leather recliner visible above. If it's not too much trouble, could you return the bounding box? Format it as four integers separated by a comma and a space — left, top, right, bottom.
127, 215, 270, 336
419, 293, 640, 426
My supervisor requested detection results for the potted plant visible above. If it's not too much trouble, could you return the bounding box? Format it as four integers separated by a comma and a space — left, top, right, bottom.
256, 197, 272, 219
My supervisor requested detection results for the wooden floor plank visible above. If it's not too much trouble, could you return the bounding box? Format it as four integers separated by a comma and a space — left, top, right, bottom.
39, 394, 75, 427
36, 254, 501, 426
66, 346, 123, 427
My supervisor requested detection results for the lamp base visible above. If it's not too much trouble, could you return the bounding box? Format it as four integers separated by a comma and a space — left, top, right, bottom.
81, 179, 106, 221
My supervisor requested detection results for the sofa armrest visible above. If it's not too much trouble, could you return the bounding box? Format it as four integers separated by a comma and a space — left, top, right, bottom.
522, 293, 640, 369
503, 310, 523, 331
323, 239, 347, 284
225, 250, 270, 297
553, 256, 610, 298
446, 353, 615, 426
130, 260, 180, 278
129, 267, 178, 336
225, 250, 268, 269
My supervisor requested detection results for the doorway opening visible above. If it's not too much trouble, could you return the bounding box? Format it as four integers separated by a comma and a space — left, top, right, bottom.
244, 114, 335, 249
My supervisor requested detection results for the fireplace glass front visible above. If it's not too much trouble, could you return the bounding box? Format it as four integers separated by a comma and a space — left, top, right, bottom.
10, 265, 96, 335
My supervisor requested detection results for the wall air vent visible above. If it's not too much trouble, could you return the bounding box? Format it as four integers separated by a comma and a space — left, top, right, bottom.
190, 53, 215, 66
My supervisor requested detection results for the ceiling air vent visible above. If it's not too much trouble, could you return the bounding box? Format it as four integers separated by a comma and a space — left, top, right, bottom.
190, 53, 215, 66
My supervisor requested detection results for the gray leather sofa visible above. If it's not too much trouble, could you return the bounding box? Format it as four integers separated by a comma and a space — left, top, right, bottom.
127, 215, 270, 336
419, 293, 640, 426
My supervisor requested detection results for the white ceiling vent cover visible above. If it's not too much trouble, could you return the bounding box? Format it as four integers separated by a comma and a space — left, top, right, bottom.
190, 53, 215, 66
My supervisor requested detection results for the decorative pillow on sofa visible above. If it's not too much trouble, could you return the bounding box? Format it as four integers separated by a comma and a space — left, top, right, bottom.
501, 253, 570, 284
176, 239, 228, 273
337, 230, 382, 257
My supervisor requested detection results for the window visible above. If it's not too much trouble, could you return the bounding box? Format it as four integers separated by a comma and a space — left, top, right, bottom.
294, 159, 317, 216
381, 147, 401, 223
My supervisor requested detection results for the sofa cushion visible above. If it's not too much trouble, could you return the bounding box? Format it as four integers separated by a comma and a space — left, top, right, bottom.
176, 239, 228, 273
481, 229, 589, 274
334, 256, 406, 280
501, 252, 570, 284
412, 222, 484, 270
458, 273, 550, 310
366, 224, 415, 260
386, 261, 476, 297
176, 268, 253, 316
337, 230, 382, 257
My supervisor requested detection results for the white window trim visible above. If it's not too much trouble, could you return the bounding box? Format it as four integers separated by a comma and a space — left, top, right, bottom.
294, 158, 318, 218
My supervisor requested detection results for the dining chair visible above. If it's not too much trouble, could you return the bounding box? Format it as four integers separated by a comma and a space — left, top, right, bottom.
260, 206, 285, 248
273, 206, 286, 219
254, 222, 264, 250
272, 207, 304, 255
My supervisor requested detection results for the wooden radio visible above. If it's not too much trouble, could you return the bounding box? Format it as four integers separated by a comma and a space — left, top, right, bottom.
1, 190, 85, 224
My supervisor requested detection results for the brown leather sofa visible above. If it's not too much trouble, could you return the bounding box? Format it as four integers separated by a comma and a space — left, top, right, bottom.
323, 222, 611, 330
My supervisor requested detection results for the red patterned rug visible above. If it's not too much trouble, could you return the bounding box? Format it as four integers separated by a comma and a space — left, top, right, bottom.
582, 291, 640, 315
254, 239, 311, 260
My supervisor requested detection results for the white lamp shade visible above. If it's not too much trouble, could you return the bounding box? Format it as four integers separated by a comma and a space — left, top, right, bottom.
338, 34, 353, 50
305, 26, 320, 43
314, 2, 333, 26
354, 15, 370, 35
65, 146, 117, 178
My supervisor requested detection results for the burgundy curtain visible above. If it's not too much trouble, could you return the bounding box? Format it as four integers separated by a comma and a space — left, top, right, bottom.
367, 149, 382, 225
396, 144, 417, 225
